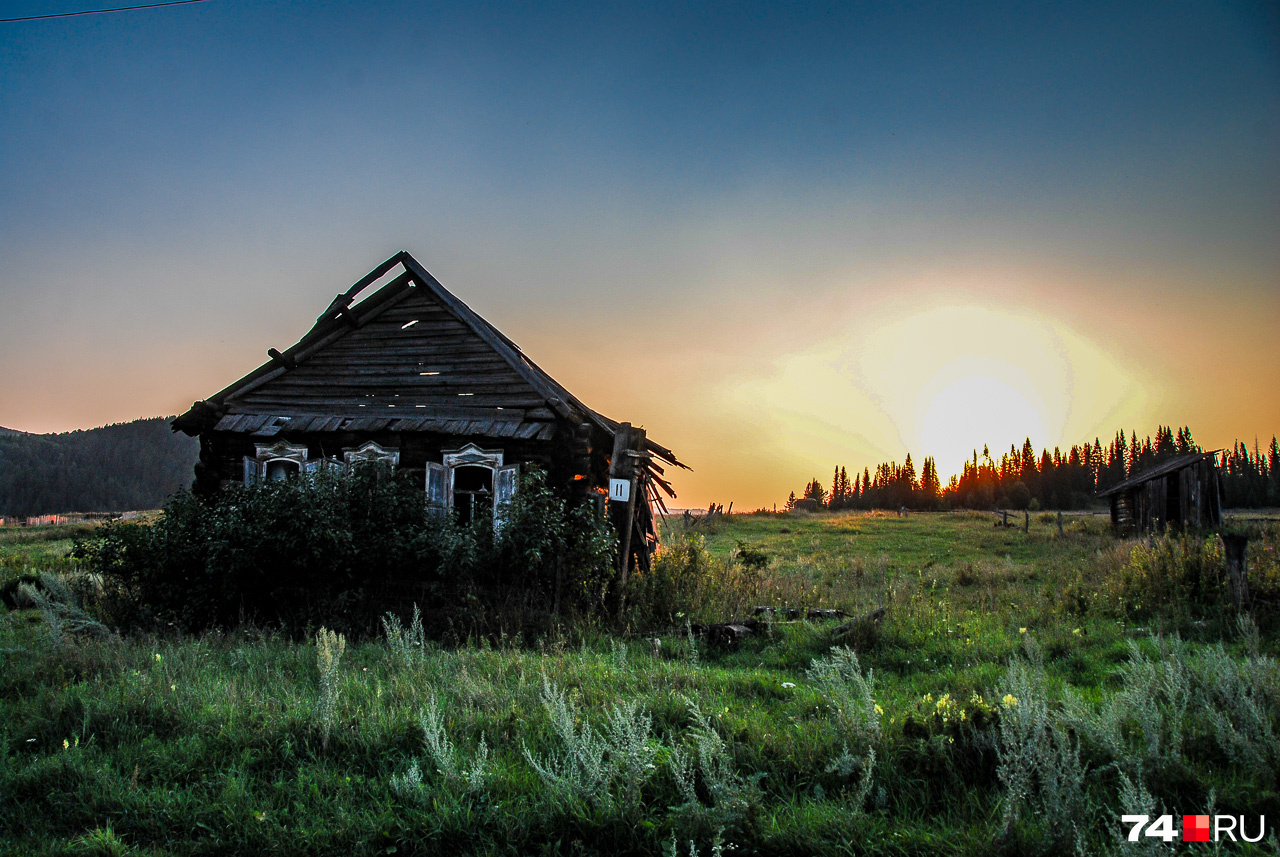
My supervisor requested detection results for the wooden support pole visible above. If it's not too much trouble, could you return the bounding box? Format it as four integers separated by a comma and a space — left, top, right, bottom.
1221, 534, 1250, 612
609, 423, 646, 600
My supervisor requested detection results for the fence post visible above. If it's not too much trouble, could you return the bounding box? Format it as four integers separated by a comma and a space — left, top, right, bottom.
1221, 534, 1250, 612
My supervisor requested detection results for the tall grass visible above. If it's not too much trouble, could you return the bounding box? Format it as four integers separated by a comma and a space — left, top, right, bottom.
2, 512, 1279, 855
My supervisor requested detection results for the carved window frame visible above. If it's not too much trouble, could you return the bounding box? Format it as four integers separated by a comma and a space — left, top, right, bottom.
343, 441, 401, 469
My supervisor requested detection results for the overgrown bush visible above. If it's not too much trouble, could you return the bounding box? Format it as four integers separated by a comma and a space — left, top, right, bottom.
490, 468, 616, 619
1111, 533, 1226, 623
72, 465, 616, 635
625, 534, 764, 629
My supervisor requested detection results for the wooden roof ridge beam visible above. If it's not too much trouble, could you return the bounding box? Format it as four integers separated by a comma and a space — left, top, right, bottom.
214, 276, 418, 406
290, 270, 416, 355
316, 251, 408, 323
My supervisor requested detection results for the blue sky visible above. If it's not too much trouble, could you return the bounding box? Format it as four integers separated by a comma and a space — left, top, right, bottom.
2, 0, 1277, 504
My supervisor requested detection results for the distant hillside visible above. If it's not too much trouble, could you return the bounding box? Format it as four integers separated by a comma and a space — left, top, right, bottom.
0, 418, 197, 518
0, 426, 27, 436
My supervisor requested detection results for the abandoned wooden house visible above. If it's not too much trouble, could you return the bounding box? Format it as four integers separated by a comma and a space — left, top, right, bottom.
1096, 450, 1222, 533
172, 251, 685, 573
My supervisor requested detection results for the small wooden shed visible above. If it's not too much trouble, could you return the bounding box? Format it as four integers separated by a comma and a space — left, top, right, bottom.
172, 251, 686, 574
1096, 451, 1221, 533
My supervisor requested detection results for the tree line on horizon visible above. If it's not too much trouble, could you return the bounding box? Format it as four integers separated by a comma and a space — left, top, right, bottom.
785, 426, 1280, 512
0, 418, 197, 519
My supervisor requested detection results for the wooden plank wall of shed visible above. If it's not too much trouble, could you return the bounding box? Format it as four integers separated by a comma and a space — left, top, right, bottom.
1180, 466, 1197, 527
1111, 463, 1224, 534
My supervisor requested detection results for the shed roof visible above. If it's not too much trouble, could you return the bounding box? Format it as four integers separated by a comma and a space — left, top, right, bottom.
1096, 451, 1219, 498
172, 251, 684, 473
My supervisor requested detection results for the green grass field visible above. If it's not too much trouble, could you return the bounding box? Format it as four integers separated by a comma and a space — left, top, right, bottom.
1, 511, 1278, 856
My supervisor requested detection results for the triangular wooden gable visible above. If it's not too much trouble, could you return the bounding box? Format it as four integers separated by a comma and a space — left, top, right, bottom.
226, 284, 549, 415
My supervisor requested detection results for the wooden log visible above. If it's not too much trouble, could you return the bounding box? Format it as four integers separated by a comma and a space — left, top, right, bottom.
704, 623, 754, 649
833, 608, 887, 649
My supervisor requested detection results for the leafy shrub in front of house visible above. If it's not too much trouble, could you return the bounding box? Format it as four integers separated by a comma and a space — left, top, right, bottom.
489, 468, 617, 618
73, 465, 615, 635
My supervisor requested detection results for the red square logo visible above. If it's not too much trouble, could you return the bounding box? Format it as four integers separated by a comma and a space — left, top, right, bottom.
1183, 815, 1211, 842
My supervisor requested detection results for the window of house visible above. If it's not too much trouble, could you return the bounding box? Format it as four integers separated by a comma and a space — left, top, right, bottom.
245, 442, 310, 485
426, 443, 518, 530
265, 459, 301, 481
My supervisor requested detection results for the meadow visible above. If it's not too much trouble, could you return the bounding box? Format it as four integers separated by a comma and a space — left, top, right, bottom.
1, 510, 1278, 856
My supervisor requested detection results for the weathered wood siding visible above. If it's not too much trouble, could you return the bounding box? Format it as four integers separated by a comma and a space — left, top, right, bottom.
232, 289, 547, 414
1107, 458, 1221, 533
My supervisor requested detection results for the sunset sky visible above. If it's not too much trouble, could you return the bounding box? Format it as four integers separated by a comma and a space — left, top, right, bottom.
1, 1, 1277, 508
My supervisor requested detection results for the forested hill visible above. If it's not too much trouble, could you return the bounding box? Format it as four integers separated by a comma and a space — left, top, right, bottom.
0, 418, 197, 517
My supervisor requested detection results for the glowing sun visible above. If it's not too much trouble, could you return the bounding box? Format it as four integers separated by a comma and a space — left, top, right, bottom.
919, 373, 1047, 476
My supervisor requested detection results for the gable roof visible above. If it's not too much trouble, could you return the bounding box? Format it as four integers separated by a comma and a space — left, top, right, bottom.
173, 252, 685, 473
1096, 450, 1219, 498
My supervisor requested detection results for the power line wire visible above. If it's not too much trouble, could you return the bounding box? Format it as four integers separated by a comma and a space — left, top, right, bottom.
0, 0, 214, 24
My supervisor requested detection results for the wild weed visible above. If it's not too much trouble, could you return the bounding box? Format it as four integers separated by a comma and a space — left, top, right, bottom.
824, 747, 876, 814
996, 641, 1089, 851
382, 603, 428, 666
1115, 770, 1172, 855
314, 627, 345, 752
663, 829, 727, 857
18, 572, 111, 643
807, 646, 880, 749
670, 699, 764, 832
1066, 637, 1192, 772
1194, 642, 1280, 778
391, 697, 490, 802
522, 676, 658, 812
390, 760, 426, 803
808, 646, 880, 812
685, 619, 701, 668
419, 697, 490, 793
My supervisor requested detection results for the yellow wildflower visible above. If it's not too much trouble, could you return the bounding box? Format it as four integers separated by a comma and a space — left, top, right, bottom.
1002, 694, 1018, 708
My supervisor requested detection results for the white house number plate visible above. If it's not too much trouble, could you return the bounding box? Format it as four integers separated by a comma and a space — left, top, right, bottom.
609, 478, 631, 502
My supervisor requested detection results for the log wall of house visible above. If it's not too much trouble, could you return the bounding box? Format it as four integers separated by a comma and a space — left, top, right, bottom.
199, 422, 611, 498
